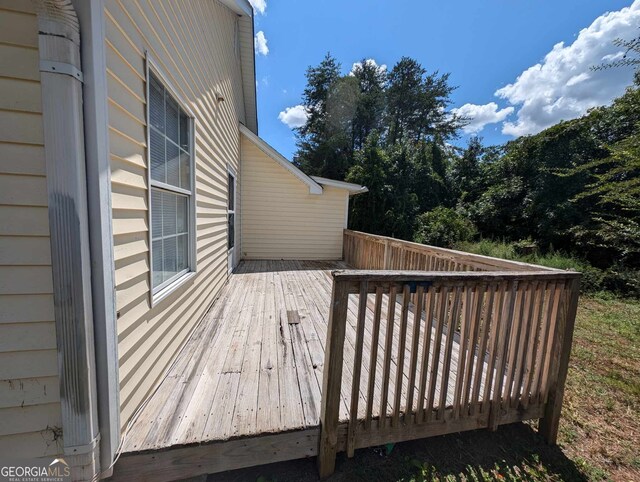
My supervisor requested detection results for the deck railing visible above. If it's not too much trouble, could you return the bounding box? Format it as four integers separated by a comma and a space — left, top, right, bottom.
318, 231, 580, 477
343, 229, 554, 272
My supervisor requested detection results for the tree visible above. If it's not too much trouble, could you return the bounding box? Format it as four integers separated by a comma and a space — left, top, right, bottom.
294, 53, 343, 177
385, 57, 462, 145
413, 207, 476, 248
594, 34, 640, 71
350, 59, 387, 151
450, 136, 485, 204
567, 77, 640, 268
346, 133, 392, 234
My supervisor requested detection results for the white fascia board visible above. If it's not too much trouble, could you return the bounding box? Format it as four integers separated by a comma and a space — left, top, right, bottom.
239, 124, 323, 195
219, 0, 252, 16
311, 176, 368, 195
219, 0, 258, 133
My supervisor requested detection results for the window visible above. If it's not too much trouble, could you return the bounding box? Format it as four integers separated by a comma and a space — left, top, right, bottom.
228, 171, 235, 250
148, 69, 194, 296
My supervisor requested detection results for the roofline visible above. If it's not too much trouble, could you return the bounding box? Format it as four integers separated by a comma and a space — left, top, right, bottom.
219, 0, 258, 133
311, 176, 368, 195
239, 124, 323, 194
219, 0, 252, 17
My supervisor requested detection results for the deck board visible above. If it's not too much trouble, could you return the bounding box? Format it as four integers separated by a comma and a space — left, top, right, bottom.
122, 260, 483, 453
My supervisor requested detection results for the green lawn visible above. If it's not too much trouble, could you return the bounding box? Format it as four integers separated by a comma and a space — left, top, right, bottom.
215, 295, 640, 482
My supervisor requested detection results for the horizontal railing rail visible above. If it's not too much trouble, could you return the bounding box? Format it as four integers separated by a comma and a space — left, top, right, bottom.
318, 264, 579, 476
344, 229, 557, 273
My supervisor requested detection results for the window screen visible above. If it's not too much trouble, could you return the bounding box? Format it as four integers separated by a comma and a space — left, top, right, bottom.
149, 71, 193, 293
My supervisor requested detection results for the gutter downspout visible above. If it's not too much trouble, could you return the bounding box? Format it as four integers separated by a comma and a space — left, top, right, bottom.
70, 0, 120, 477
35, 1, 101, 479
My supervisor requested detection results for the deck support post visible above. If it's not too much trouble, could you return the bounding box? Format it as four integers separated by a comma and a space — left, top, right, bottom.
318, 278, 350, 478
539, 277, 580, 444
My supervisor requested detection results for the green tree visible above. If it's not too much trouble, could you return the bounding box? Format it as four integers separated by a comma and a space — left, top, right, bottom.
385, 57, 461, 144
351, 59, 387, 151
294, 53, 344, 177
346, 133, 392, 234
413, 207, 476, 248
450, 136, 485, 204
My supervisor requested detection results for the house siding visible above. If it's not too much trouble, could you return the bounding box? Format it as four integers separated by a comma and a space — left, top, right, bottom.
104, 0, 245, 425
0, 1, 62, 458
241, 135, 349, 260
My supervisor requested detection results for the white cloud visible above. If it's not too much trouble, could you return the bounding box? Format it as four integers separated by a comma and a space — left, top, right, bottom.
254, 31, 269, 56
349, 58, 387, 76
496, 0, 639, 137
451, 102, 514, 134
278, 105, 309, 128
248, 0, 266, 15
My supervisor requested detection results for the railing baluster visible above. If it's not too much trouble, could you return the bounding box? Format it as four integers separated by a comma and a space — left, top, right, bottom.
364, 286, 383, 430
392, 285, 411, 426
452, 285, 472, 419
461, 284, 485, 416
438, 285, 462, 420
521, 281, 546, 409
539, 282, 565, 404
470, 283, 495, 416
481, 282, 505, 414
425, 285, 448, 422
502, 283, 526, 406
416, 286, 435, 423
530, 282, 554, 406
489, 280, 518, 430
510, 282, 536, 407
347, 281, 368, 457
406, 285, 425, 420
379, 286, 397, 428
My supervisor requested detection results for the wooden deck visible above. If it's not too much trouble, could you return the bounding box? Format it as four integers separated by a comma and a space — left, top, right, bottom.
111, 232, 580, 481
115, 259, 495, 479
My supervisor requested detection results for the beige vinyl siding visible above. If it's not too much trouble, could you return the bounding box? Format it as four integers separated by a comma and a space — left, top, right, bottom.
105, 0, 245, 425
0, 1, 62, 459
241, 136, 349, 260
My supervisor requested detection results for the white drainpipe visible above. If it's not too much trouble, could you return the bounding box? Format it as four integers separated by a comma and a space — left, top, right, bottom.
35, 1, 101, 479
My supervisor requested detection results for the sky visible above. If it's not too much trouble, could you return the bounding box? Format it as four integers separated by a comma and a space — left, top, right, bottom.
249, 0, 639, 159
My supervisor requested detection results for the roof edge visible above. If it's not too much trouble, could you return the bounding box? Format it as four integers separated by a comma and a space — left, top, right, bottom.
239, 124, 323, 195
311, 176, 368, 195
219, 0, 252, 17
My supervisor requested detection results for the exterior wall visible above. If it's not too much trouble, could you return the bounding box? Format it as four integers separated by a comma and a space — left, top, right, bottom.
0, 1, 63, 458
104, 0, 245, 425
241, 135, 349, 260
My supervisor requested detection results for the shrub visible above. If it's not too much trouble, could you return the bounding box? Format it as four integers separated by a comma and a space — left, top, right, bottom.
456, 239, 608, 295
413, 207, 476, 248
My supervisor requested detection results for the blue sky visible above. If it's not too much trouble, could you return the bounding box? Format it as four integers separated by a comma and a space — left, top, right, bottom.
250, 0, 639, 159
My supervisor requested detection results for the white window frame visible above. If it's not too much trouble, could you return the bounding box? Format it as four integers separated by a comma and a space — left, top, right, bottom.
227, 165, 237, 273
146, 53, 197, 306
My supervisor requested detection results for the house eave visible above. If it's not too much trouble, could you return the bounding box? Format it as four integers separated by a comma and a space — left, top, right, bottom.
311, 176, 368, 195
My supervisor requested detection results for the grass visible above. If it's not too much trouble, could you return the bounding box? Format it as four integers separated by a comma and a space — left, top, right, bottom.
213, 295, 640, 482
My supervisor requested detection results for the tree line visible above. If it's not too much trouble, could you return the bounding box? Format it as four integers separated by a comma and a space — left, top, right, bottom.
292, 52, 639, 296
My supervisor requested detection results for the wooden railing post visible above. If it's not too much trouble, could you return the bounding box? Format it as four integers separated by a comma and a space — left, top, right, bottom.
318, 277, 350, 478
539, 276, 580, 444
383, 238, 390, 269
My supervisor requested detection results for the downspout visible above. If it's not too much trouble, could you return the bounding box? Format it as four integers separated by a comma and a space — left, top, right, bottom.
34, 1, 101, 479
70, 0, 120, 477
